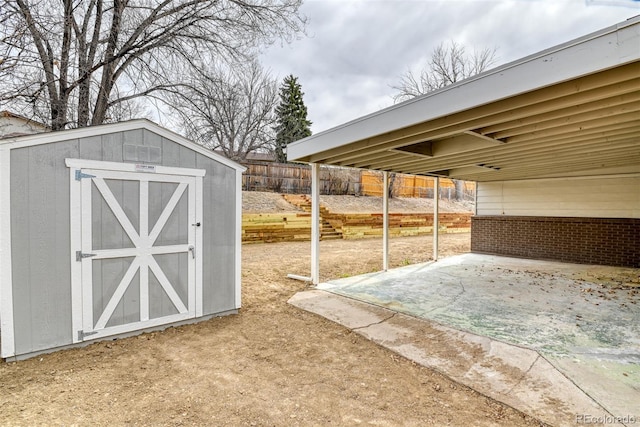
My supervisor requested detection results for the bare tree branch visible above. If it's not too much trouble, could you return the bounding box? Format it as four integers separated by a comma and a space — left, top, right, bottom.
392, 41, 498, 103
1, 0, 306, 130
168, 60, 278, 161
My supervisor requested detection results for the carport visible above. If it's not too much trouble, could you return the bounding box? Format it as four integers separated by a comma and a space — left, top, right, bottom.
287, 16, 640, 426
288, 16, 640, 283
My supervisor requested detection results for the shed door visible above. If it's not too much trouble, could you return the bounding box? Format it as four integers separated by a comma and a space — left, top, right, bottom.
68, 160, 204, 342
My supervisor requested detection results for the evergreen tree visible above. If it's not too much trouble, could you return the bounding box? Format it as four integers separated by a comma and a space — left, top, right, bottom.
274, 75, 312, 162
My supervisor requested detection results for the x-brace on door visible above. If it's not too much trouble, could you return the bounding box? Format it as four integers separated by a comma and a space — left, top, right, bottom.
67, 159, 204, 343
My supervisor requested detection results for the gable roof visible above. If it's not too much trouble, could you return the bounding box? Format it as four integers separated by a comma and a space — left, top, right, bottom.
0, 110, 49, 139
0, 119, 246, 172
288, 16, 640, 182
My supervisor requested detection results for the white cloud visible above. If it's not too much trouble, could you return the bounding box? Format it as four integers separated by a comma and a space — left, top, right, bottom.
261, 0, 638, 133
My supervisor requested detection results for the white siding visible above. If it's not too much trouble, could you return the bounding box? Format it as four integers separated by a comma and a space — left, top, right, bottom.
0, 116, 47, 137
477, 176, 640, 218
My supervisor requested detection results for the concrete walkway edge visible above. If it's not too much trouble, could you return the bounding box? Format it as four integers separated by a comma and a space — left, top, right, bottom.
288, 289, 624, 427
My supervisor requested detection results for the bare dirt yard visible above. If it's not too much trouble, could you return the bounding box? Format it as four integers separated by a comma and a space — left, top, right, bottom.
0, 194, 542, 426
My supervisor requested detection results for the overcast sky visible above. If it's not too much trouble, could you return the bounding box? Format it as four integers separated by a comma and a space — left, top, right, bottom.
259, 0, 639, 133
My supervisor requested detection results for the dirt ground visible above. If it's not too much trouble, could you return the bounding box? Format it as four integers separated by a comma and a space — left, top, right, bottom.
242, 191, 475, 214
0, 233, 547, 427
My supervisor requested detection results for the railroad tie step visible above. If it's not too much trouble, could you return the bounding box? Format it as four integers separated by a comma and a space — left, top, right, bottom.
282, 194, 343, 239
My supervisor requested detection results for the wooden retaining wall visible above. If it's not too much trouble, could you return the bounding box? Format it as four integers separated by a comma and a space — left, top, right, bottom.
242, 212, 471, 243
325, 212, 471, 239
242, 213, 312, 243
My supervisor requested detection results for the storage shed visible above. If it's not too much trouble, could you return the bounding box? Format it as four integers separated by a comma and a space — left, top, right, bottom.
0, 120, 244, 360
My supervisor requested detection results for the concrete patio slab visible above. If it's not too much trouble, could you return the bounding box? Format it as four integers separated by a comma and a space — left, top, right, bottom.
288, 254, 640, 427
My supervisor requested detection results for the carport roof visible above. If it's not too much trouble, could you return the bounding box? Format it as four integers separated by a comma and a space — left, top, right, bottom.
287, 16, 640, 182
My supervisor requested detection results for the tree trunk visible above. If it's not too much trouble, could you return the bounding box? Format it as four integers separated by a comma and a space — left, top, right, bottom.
453, 179, 465, 201
388, 173, 396, 199
92, 0, 124, 125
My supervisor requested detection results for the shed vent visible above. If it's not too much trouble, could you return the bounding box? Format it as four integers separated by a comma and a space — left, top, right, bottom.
124, 144, 161, 163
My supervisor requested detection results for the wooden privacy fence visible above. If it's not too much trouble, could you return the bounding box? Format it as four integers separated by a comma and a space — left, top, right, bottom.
360, 171, 476, 200
242, 212, 472, 243
242, 162, 361, 195
241, 162, 476, 201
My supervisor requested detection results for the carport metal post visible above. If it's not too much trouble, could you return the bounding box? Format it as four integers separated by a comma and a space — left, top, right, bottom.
383, 171, 389, 271
433, 177, 439, 261
311, 163, 320, 284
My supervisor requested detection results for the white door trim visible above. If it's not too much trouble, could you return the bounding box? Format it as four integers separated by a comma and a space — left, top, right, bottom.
65, 158, 206, 177
195, 176, 204, 316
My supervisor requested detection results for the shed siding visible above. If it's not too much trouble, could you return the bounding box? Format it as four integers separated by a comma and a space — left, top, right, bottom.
197, 155, 237, 314
11, 140, 77, 355
476, 176, 640, 218
9, 128, 238, 356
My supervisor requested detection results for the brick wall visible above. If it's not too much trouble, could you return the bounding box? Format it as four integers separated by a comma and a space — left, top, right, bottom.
471, 216, 640, 267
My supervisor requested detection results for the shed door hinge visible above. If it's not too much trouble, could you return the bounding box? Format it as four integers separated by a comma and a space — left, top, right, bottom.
76, 250, 97, 261
75, 170, 96, 181
78, 330, 98, 341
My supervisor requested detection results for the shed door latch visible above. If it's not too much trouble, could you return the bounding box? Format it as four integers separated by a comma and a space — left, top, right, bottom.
75, 170, 96, 181
76, 251, 97, 261
78, 330, 98, 341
